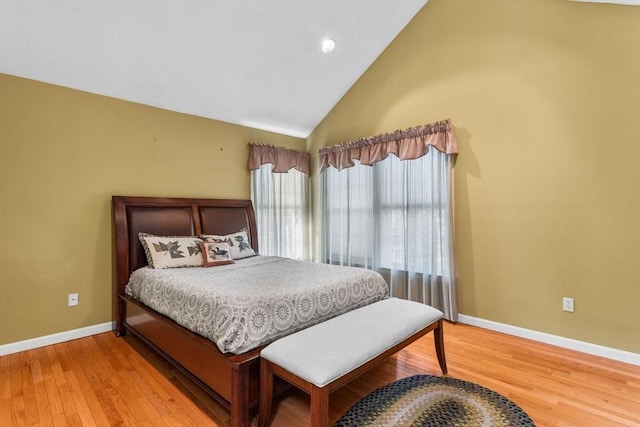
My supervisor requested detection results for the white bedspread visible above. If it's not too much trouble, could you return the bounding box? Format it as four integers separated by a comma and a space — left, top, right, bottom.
125, 256, 389, 354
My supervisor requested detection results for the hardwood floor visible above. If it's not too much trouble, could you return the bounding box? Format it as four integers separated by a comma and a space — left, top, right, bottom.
1, 322, 638, 426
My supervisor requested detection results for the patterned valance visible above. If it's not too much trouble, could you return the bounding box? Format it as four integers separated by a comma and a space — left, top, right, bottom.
318, 119, 458, 171
248, 143, 310, 175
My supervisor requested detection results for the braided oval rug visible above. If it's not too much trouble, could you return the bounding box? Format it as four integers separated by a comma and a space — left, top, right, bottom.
335, 375, 535, 427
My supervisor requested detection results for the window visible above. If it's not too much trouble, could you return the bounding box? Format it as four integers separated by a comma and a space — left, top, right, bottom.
375, 153, 448, 276
322, 149, 456, 319
319, 120, 457, 320
251, 163, 310, 260
323, 162, 374, 268
324, 152, 450, 274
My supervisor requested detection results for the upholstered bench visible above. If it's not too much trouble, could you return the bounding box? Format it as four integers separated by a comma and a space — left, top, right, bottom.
258, 297, 447, 427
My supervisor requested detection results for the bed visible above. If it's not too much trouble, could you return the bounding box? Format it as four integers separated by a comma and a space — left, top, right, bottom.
112, 196, 388, 427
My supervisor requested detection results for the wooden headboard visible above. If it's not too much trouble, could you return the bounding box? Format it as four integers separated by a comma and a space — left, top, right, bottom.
112, 196, 258, 300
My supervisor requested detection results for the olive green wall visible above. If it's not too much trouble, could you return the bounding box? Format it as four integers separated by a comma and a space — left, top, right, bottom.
0, 73, 305, 345
307, 0, 640, 352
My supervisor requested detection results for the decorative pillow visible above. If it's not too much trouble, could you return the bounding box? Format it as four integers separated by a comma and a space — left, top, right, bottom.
138, 233, 204, 269
201, 229, 257, 260
200, 241, 235, 267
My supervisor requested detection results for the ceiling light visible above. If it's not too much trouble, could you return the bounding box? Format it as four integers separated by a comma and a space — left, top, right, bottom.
321, 38, 336, 53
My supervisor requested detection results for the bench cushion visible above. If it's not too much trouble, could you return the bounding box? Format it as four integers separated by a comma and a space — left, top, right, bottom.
260, 297, 443, 387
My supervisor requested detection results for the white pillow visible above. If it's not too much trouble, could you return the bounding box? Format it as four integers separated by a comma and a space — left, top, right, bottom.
201, 229, 257, 259
139, 233, 204, 268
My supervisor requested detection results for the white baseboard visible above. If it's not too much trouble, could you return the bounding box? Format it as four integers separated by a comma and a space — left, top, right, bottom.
457, 314, 640, 366
0, 322, 115, 356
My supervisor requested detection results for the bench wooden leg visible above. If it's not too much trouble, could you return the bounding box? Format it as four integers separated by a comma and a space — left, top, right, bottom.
434, 319, 448, 374
310, 385, 330, 427
259, 359, 274, 427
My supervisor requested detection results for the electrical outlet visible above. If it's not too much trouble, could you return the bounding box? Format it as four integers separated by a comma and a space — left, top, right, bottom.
562, 297, 574, 312
68, 293, 79, 307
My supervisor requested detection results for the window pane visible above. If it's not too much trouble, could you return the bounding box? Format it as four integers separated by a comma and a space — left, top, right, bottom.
322, 150, 449, 276
251, 164, 309, 260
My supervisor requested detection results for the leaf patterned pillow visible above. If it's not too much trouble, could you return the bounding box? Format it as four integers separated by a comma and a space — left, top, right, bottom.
201, 229, 257, 260
139, 233, 204, 269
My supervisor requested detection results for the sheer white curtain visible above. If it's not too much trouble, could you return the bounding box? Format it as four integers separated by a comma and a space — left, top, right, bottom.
322, 149, 457, 320
251, 163, 310, 260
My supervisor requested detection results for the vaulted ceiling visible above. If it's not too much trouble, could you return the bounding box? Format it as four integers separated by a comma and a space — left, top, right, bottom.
0, 0, 427, 138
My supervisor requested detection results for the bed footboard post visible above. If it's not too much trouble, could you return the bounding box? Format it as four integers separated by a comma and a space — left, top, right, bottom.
231, 362, 251, 427
115, 295, 126, 337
